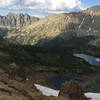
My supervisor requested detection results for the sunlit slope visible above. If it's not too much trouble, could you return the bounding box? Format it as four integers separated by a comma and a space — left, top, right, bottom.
6, 6, 100, 46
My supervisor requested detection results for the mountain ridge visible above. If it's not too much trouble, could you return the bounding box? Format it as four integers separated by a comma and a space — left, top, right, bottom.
0, 12, 39, 27
2, 5, 100, 47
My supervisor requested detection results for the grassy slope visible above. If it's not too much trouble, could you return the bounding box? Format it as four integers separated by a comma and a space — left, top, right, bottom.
0, 39, 99, 75
5, 13, 79, 45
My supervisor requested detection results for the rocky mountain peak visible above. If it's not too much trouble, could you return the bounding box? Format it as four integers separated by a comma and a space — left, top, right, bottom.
0, 13, 39, 27
83, 5, 100, 16
0, 5, 100, 46
7, 12, 16, 16
88, 5, 100, 11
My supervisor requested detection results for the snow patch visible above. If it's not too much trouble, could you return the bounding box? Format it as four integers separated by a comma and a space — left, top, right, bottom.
92, 19, 94, 23
34, 84, 100, 100
85, 93, 100, 100
87, 27, 91, 33
79, 15, 86, 29
93, 30, 98, 33
34, 84, 59, 96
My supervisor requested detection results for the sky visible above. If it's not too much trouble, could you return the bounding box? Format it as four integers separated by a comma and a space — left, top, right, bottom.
0, 0, 100, 17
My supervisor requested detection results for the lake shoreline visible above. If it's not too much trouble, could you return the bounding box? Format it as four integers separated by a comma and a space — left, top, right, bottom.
26, 69, 100, 93
74, 53, 100, 66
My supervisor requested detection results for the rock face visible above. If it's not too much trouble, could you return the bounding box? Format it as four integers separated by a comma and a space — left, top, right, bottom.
5, 6, 100, 46
59, 80, 88, 100
0, 13, 39, 27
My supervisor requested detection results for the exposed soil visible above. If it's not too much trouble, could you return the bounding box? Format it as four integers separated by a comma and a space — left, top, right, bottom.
0, 65, 100, 100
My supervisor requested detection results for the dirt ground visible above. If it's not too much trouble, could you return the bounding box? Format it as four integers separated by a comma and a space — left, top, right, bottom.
0, 66, 100, 100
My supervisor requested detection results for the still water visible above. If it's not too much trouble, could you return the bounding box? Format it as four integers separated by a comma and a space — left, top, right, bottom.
74, 53, 100, 66
48, 53, 100, 89
48, 76, 82, 89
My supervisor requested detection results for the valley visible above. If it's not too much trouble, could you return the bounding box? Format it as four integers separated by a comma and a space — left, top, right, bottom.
0, 5, 100, 100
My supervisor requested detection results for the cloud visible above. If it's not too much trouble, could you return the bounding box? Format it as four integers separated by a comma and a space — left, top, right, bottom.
0, 0, 83, 14
0, 0, 15, 7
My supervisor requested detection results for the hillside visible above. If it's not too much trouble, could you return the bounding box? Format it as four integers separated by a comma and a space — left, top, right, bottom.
0, 6, 100, 99
5, 5, 100, 47
0, 13, 39, 37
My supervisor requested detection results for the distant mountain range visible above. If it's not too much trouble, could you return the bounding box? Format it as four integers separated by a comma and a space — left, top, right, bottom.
0, 5, 100, 47
0, 13, 39, 27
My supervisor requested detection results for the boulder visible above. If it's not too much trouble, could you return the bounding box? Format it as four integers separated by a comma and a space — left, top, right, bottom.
59, 80, 88, 100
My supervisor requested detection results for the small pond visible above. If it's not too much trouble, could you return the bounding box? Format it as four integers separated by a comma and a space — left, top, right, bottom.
48, 76, 82, 89
48, 53, 100, 90
73, 53, 100, 66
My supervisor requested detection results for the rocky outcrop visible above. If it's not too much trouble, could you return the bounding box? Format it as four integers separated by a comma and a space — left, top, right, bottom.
0, 13, 39, 27
58, 80, 88, 100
